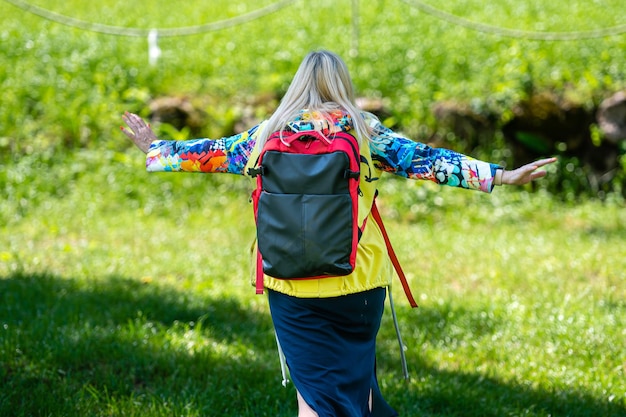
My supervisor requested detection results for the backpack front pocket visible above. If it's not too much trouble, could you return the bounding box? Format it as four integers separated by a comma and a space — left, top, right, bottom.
257, 192, 354, 279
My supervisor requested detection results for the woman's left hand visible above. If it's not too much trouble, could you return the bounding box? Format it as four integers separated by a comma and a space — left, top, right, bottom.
501, 157, 558, 186
121, 111, 158, 153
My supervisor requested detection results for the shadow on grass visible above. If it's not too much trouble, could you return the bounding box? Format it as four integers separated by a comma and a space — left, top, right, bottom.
1, 272, 624, 417
0, 271, 295, 417
379, 305, 625, 417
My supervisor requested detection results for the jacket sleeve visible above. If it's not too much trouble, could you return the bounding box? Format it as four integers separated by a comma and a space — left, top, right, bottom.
145, 124, 261, 175
367, 116, 501, 193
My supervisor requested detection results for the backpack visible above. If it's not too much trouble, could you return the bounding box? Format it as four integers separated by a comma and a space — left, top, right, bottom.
248, 128, 417, 308
249, 129, 360, 281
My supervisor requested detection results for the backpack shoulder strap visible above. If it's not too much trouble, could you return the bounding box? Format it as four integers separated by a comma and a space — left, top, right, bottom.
370, 201, 418, 308
256, 246, 264, 294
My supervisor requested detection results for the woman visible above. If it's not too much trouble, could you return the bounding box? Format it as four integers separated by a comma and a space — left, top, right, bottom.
122, 50, 556, 417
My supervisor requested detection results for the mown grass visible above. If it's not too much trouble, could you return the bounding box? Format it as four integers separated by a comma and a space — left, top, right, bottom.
1, 150, 625, 416
2, 0, 626, 415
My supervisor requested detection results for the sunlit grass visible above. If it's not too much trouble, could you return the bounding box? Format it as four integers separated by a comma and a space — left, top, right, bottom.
2, 149, 625, 416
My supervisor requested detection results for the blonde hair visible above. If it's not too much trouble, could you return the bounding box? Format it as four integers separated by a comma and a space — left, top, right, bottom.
257, 50, 371, 148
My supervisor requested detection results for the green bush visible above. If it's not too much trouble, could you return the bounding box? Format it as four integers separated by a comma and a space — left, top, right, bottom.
2, 0, 625, 198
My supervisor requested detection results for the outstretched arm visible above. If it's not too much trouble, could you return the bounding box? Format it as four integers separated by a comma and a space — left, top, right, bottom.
495, 158, 558, 186
120, 111, 260, 174
365, 114, 557, 191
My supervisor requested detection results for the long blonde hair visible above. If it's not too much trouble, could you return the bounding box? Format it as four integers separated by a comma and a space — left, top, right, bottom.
257, 50, 370, 147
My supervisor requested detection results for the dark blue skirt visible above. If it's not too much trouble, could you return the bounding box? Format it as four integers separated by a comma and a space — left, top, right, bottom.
268, 287, 398, 417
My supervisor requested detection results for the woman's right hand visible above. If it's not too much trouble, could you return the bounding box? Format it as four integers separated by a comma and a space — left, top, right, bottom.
121, 111, 158, 154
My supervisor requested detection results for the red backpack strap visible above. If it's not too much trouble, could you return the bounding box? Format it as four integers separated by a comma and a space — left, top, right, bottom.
370, 202, 418, 308
256, 246, 264, 294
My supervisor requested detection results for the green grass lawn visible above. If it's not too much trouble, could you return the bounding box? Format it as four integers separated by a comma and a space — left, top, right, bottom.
1, 151, 625, 416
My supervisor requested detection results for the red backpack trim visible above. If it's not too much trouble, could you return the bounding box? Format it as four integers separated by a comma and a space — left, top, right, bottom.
250, 130, 361, 282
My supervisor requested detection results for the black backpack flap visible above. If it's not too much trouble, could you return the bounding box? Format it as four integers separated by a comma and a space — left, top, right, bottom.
261, 151, 350, 195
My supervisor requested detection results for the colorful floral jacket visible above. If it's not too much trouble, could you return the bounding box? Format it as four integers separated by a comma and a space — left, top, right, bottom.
146, 110, 501, 297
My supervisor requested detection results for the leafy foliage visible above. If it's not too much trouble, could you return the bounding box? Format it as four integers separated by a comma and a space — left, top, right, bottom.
2, 0, 625, 197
